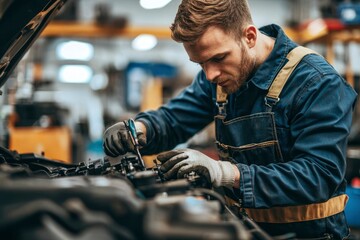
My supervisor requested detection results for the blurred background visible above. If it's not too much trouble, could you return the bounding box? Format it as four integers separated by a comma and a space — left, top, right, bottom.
3, 0, 360, 181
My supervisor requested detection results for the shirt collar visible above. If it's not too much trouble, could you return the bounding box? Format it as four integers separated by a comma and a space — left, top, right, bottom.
249, 24, 298, 91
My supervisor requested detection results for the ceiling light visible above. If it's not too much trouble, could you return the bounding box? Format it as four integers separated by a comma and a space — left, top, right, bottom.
58, 65, 93, 83
131, 34, 158, 51
140, 0, 172, 9
56, 40, 94, 61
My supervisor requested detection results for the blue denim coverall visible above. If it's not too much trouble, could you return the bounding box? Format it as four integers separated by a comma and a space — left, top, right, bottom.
136, 24, 358, 239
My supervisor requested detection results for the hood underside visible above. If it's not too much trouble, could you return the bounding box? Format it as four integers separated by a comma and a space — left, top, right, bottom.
0, 0, 67, 89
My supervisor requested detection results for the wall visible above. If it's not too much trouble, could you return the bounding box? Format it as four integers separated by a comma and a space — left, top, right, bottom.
72, 0, 295, 79
76, 0, 291, 27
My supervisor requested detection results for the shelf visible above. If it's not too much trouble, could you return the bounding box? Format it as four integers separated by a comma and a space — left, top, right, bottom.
289, 18, 360, 44
317, 28, 360, 43
41, 21, 172, 39
43, 21, 303, 42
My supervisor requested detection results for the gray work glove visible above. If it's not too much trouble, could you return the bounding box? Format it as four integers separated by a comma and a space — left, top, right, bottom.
157, 149, 235, 188
103, 121, 146, 157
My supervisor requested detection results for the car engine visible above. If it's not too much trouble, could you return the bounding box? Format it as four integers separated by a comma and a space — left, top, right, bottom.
0, 146, 278, 240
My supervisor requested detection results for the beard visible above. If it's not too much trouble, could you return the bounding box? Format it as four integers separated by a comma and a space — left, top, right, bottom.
221, 45, 256, 94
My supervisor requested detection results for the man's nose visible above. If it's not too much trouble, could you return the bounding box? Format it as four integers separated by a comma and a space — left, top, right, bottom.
203, 63, 221, 82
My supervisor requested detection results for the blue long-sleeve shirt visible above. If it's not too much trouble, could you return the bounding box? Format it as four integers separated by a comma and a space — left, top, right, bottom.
136, 24, 357, 237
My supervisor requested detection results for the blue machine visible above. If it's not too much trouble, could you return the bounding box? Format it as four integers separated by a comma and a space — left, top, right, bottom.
338, 3, 360, 25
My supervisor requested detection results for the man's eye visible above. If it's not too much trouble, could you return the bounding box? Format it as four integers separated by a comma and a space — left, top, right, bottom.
213, 56, 225, 63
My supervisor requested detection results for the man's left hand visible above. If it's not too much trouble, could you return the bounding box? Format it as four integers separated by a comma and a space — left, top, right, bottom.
157, 149, 236, 188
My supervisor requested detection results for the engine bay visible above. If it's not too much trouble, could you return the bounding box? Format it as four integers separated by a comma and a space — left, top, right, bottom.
0, 147, 278, 240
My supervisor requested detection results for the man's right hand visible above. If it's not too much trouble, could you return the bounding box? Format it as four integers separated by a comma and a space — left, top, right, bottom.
103, 121, 146, 157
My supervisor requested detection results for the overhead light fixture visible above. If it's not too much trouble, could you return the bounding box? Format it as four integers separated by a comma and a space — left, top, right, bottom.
131, 34, 158, 51
56, 40, 94, 61
140, 0, 172, 9
58, 65, 93, 83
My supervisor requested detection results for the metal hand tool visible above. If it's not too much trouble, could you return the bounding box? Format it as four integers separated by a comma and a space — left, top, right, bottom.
124, 118, 146, 170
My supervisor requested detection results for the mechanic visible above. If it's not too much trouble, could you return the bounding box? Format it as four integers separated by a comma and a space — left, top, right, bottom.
103, 0, 357, 238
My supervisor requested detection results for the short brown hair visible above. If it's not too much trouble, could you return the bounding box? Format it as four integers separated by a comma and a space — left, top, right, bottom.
170, 0, 253, 43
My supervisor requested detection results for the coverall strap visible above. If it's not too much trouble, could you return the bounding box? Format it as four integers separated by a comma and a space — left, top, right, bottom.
266, 46, 319, 100
239, 194, 348, 223
216, 85, 228, 103
216, 85, 228, 117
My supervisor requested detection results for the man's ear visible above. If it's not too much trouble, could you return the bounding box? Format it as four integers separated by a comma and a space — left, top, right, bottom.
243, 25, 257, 48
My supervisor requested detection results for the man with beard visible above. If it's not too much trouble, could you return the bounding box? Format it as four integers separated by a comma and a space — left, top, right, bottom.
103, 0, 357, 238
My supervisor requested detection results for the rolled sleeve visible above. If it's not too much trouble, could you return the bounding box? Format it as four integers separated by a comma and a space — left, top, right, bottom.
237, 164, 255, 206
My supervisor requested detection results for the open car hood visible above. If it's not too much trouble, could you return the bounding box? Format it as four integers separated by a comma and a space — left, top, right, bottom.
0, 0, 67, 89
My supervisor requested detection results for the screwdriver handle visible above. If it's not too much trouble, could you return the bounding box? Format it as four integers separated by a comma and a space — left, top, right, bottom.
127, 119, 139, 146
126, 119, 146, 170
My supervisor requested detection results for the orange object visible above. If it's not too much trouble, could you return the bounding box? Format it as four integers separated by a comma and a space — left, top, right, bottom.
140, 77, 163, 168
8, 126, 72, 163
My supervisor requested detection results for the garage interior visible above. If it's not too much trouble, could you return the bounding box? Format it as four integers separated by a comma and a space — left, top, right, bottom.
1, 0, 360, 239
